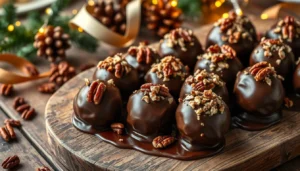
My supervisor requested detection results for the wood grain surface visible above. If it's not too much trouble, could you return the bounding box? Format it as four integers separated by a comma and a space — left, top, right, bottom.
45, 19, 300, 170
0, 109, 53, 171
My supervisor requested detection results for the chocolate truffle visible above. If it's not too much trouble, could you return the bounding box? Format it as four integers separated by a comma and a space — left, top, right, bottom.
250, 38, 295, 90
158, 28, 204, 70
194, 44, 243, 92
206, 14, 255, 66
293, 61, 300, 95
93, 53, 140, 98
127, 83, 177, 142
233, 62, 285, 131
73, 79, 122, 132
124, 42, 160, 81
145, 56, 188, 98
176, 90, 230, 151
179, 69, 229, 105
266, 16, 300, 59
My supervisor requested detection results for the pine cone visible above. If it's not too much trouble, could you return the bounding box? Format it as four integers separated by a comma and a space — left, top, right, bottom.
143, 0, 182, 37
90, 0, 127, 35
49, 61, 76, 86
34, 26, 71, 62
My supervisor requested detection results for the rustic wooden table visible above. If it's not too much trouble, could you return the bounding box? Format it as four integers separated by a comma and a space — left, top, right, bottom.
0, 1, 300, 170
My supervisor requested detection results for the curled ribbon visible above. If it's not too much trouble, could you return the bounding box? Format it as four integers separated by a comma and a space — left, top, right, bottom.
0, 54, 51, 84
69, 0, 141, 48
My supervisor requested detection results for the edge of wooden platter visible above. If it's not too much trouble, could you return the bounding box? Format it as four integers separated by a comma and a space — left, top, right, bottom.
45, 68, 300, 171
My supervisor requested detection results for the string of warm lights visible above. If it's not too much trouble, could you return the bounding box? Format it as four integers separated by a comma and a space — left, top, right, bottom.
7, 21, 22, 32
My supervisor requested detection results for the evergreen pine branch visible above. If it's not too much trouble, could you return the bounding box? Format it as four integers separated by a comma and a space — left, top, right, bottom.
2, 2, 16, 24
178, 0, 201, 17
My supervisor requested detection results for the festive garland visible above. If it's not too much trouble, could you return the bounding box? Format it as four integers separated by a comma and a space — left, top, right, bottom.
0, 0, 99, 60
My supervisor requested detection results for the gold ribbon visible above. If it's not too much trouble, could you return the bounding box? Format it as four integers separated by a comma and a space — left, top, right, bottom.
69, 0, 141, 47
0, 54, 51, 84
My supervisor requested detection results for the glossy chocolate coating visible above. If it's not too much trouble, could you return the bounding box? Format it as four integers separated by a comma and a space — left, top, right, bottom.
249, 41, 295, 90
194, 58, 243, 93
266, 25, 300, 59
158, 32, 203, 70
179, 78, 229, 105
126, 91, 177, 142
233, 69, 285, 130
176, 99, 230, 151
293, 63, 300, 95
93, 68, 140, 98
73, 82, 122, 131
144, 72, 184, 98
206, 26, 255, 66
124, 53, 159, 81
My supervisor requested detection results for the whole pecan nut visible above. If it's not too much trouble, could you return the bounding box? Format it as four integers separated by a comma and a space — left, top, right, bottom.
111, 123, 124, 135
13, 97, 25, 109
4, 119, 21, 127
152, 135, 175, 148
21, 108, 35, 120
38, 83, 56, 94
0, 84, 13, 96
1, 155, 20, 169
25, 65, 39, 76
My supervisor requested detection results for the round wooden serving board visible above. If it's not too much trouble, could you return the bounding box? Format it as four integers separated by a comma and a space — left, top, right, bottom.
46, 19, 300, 170
45, 68, 300, 171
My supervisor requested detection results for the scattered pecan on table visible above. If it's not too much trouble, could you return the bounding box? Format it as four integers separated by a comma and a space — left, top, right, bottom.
0, 84, 13, 96
0, 123, 16, 142
284, 97, 294, 108
36, 166, 51, 171
4, 119, 21, 127
13, 96, 36, 120
1, 155, 20, 169
38, 83, 56, 94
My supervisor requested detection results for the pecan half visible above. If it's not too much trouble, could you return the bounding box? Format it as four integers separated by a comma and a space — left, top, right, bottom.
13, 97, 25, 109
87, 81, 107, 104
0, 127, 10, 142
4, 119, 21, 127
152, 135, 175, 148
36, 166, 51, 171
1, 155, 20, 169
21, 108, 35, 120
111, 123, 124, 135
0, 123, 16, 142
284, 97, 293, 108
114, 63, 123, 78
38, 83, 56, 94
221, 45, 236, 58
0, 84, 13, 96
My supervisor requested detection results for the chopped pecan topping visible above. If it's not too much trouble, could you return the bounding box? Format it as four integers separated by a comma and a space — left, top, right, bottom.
215, 14, 253, 44
97, 54, 132, 78
0, 84, 13, 96
127, 42, 158, 64
162, 28, 194, 51
249, 62, 279, 86
140, 83, 173, 103
86, 80, 107, 105
284, 97, 293, 108
260, 38, 292, 62
1, 155, 20, 169
152, 135, 175, 149
186, 70, 224, 92
273, 16, 300, 42
150, 56, 188, 81
4, 119, 21, 127
111, 123, 124, 135
183, 90, 225, 120
199, 45, 236, 72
